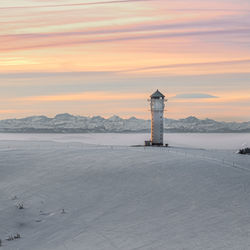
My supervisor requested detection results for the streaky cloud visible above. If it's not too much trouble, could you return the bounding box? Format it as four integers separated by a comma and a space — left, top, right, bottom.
0, 71, 115, 79
2, 28, 250, 52
121, 59, 250, 72
1, 2, 249, 12
1, 59, 250, 79
0, 0, 150, 10
3, 18, 249, 40
173, 93, 218, 99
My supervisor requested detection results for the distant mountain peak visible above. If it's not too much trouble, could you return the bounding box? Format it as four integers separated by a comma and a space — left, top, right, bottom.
55, 113, 75, 119
128, 116, 138, 121
108, 115, 122, 121
91, 116, 105, 121
181, 116, 199, 123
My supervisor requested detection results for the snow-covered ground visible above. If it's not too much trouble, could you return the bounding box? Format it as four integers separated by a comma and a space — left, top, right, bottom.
1, 133, 250, 249
0, 133, 249, 149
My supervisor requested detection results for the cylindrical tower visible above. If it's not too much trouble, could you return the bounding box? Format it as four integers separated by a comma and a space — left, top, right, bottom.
150, 90, 165, 146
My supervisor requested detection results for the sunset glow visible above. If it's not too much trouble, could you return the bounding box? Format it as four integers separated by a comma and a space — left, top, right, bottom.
1, 0, 250, 121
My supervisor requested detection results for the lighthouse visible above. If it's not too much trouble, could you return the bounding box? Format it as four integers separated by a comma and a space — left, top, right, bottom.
150, 90, 166, 146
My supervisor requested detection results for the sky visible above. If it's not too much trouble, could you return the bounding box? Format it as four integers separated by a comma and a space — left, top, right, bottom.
1, 0, 250, 121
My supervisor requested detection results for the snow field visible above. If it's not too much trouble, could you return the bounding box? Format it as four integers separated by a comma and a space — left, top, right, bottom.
0, 136, 250, 249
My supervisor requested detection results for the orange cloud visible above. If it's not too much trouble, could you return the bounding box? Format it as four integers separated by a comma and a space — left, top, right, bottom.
0, 109, 25, 114
17, 92, 147, 102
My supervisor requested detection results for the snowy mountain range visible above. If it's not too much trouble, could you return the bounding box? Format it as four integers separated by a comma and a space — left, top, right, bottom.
0, 113, 249, 133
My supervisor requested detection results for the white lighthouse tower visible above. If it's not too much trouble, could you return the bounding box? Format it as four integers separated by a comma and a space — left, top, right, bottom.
150, 90, 165, 146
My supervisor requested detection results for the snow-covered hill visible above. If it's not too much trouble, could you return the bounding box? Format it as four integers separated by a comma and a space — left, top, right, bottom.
1, 135, 250, 250
0, 114, 249, 133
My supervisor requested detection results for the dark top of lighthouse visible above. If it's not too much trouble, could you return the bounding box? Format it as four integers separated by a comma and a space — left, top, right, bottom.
150, 89, 165, 99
